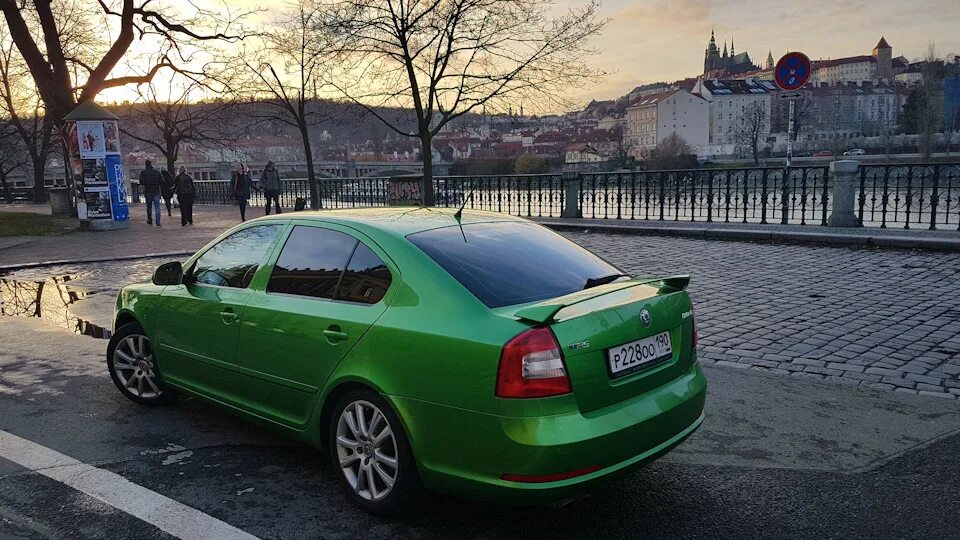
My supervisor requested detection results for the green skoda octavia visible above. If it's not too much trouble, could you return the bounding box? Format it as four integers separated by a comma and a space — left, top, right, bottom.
108, 207, 706, 514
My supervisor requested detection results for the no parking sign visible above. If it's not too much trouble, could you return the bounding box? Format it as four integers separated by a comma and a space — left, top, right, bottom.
775, 52, 811, 91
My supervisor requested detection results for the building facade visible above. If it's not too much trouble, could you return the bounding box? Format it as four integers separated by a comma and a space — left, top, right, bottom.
625, 89, 709, 156
812, 37, 906, 84
692, 78, 774, 150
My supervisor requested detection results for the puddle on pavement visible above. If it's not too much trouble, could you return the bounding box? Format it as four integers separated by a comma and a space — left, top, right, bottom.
0, 274, 112, 338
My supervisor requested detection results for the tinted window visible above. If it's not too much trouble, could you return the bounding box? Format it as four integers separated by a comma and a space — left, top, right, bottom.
268, 226, 357, 299
191, 225, 282, 288
336, 243, 392, 304
408, 222, 621, 308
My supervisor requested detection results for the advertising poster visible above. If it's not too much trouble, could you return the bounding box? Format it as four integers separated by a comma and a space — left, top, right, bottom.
77, 120, 106, 158
81, 158, 108, 187
105, 154, 129, 221
83, 187, 113, 219
103, 120, 121, 154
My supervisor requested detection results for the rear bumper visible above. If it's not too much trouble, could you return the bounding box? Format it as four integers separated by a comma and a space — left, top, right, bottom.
389, 362, 707, 504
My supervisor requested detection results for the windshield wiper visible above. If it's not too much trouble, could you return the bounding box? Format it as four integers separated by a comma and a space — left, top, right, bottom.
583, 273, 630, 290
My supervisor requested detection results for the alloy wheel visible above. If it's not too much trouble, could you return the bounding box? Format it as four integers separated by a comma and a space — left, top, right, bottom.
111, 334, 163, 399
335, 400, 399, 501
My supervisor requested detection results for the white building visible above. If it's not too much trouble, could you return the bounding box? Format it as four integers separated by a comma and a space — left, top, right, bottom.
692, 78, 774, 155
625, 89, 709, 157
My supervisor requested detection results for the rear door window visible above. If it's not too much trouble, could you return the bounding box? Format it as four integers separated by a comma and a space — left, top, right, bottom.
267, 225, 393, 304
268, 226, 356, 299
336, 243, 392, 304
408, 222, 621, 308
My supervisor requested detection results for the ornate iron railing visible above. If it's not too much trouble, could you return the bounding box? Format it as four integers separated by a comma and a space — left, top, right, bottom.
131, 177, 391, 209
858, 164, 960, 230
579, 167, 831, 225
124, 164, 960, 231
432, 174, 564, 217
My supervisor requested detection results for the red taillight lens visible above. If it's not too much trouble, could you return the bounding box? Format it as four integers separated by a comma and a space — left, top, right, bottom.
496, 327, 572, 398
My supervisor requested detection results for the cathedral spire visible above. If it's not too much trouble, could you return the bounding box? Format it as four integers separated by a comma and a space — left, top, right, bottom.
730, 38, 735, 57
722, 40, 728, 58
766, 50, 774, 69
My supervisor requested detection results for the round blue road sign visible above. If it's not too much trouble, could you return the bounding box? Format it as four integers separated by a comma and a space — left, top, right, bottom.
775, 52, 811, 91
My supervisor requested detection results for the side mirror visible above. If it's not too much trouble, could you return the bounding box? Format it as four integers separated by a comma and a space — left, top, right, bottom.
152, 261, 183, 286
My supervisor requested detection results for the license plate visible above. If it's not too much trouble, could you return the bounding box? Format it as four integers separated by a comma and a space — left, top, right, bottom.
607, 331, 673, 378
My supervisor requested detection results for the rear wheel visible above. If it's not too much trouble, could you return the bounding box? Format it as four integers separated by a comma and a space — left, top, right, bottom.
328, 388, 420, 515
107, 323, 173, 405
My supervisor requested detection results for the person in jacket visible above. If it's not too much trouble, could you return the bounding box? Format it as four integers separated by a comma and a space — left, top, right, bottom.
261, 161, 282, 215
230, 163, 253, 221
160, 167, 175, 217
138, 159, 162, 227
174, 166, 196, 226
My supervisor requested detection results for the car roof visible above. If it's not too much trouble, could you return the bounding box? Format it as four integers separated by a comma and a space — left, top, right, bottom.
251, 207, 530, 238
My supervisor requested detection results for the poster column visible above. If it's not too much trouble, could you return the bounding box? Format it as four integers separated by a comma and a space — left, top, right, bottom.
65, 112, 129, 231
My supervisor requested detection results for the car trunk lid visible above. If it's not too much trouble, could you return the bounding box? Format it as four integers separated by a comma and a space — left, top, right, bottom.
513, 277, 695, 413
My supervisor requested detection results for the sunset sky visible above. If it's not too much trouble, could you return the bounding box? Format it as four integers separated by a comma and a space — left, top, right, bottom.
97, 0, 960, 110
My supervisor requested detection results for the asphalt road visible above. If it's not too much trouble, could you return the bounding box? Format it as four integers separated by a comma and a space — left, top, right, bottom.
2, 316, 960, 539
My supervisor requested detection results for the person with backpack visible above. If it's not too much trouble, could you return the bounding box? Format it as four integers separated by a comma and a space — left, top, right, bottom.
174, 166, 196, 226
230, 162, 253, 222
160, 167, 175, 217
261, 161, 282, 215
138, 159, 162, 227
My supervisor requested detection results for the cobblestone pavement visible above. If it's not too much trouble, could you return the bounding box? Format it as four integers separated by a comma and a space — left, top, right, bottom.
563, 231, 960, 399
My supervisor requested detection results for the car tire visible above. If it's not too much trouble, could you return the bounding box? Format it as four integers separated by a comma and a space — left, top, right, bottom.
327, 387, 422, 515
107, 323, 174, 406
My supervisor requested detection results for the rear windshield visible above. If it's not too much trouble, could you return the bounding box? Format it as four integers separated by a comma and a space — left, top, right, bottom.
408, 222, 621, 308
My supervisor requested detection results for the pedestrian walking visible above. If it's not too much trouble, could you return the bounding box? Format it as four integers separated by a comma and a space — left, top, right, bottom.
230, 163, 253, 222
139, 159, 162, 227
261, 161, 282, 215
160, 167, 175, 217
174, 166, 196, 226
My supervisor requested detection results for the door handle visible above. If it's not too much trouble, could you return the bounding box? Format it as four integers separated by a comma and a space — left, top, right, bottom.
323, 327, 349, 343
220, 310, 239, 324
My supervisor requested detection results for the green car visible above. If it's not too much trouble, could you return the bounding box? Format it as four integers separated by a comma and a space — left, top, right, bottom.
108, 208, 706, 514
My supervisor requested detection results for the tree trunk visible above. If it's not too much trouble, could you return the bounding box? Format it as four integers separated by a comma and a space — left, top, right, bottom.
0, 171, 10, 203
32, 160, 46, 202
420, 134, 435, 206
301, 123, 319, 209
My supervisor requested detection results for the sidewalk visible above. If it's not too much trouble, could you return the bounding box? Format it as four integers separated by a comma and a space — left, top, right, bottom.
0, 204, 243, 269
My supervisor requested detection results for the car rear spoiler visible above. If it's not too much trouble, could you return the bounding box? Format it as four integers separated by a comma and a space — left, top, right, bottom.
513, 275, 690, 324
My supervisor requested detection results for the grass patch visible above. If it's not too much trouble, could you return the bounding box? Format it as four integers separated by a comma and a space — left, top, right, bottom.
0, 211, 77, 237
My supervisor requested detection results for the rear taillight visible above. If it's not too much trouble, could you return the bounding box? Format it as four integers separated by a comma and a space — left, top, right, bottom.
496, 327, 572, 398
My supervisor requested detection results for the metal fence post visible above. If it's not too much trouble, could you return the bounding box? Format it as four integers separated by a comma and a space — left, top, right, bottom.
560, 171, 581, 218
828, 160, 861, 227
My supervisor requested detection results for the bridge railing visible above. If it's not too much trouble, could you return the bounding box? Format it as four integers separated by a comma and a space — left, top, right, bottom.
859, 163, 960, 230
127, 163, 960, 231
131, 177, 393, 209
578, 167, 831, 225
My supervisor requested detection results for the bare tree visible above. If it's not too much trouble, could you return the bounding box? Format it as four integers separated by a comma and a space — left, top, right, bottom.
120, 77, 233, 175
230, 0, 330, 209
734, 102, 767, 165
0, 120, 29, 201
324, 0, 606, 205
0, 29, 53, 200
647, 133, 696, 170
0, 0, 250, 128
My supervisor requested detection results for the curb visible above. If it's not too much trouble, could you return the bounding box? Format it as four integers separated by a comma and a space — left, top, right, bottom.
0, 251, 194, 272
536, 220, 960, 252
